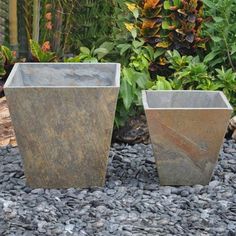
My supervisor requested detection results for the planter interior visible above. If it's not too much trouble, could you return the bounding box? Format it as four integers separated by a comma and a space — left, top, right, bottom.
143, 90, 232, 186
4, 63, 120, 188
144, 90, 231, 109
5, 63, 119, 87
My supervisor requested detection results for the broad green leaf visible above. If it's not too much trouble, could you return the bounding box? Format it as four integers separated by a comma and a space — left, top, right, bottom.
1, 46, 14, 63
99, 42, 114, 52
136, 72, 148, 89
123, 67, 137, 85
173, 0, 181, 7
93, 48, 109, 59
145, 80, 155, 89
231, 44, 236, 55
0, 53, 5, 76
164, 1, 171, 9
120, 79, 133, 110
117, 44, 131, 55
162, 21, 170, 30
30, 39, 41, 61
152, 76, 172, 90
80, 47, 90, 55
211, 36, 222, 43
204, 51, 220, 63
131, 28, 137, 39
132, 60, 140, 68
64, 56, 81, 62
133, 9, 139, 19
83, 57, 98, 63
30, 39, 56, 62
212, 17, 224, 23
132, 40, 144, 49
154, 48, 165, 59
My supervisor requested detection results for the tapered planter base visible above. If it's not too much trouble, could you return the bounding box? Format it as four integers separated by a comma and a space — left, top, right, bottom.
143, 90, 232, 186
4, 63, 120, 188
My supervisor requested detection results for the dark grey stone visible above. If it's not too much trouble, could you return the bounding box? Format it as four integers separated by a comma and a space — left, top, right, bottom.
0, 139, 235, 235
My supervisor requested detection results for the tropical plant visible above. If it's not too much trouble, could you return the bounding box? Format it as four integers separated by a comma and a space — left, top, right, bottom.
64, 42, 114, 62
66, 0, 115, 51
165, 50, 236, 110
162, 0, 206, 54
203, 0, 236, 71
124, 0, 206, 78
139, 0, 164, 47
128, 0, 206, 54
29, 39, 57, 62
115, 37, 171, 126
0, 45, 16, 77
215, 67, 236, 108
150, 75, 172, 90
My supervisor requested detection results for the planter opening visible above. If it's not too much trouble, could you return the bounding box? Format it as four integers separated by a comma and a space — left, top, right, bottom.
143, 90, 232, 109
5, 63, 120, 87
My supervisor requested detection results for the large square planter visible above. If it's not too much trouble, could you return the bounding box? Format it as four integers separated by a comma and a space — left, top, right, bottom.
4, 63, 120, 188
142, 90, 233, 186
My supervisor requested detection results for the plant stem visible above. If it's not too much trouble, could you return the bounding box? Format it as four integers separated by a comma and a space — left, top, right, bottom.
62, 1, 76, 54
32, 0, 40, 42
223, 35, 235, 71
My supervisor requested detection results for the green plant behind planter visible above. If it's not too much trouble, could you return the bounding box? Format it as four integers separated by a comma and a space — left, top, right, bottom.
203, 0, 236, 70
125, 0, 206, 79
29, 40, 56, 62
67, 0, 115, 50
0, 45, 16, 77
64, 42, 114, 63
165, 50, 236, 112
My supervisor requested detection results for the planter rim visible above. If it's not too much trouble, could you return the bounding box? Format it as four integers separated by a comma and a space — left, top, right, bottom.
4, 63, 120, 89
142, 90, 233, 111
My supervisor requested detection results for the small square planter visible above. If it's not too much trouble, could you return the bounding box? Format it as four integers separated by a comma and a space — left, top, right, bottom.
142, 90, 233, 186
4, 63, 120, 188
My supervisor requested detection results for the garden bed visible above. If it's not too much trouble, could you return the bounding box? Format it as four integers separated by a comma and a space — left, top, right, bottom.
0, 139, 235, 235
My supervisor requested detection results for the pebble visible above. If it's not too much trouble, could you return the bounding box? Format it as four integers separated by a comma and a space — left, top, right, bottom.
0, 139, 235, 235
180, 190, 189, 197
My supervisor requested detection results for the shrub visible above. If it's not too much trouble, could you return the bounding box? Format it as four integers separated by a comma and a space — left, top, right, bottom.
203, 0, 236, 70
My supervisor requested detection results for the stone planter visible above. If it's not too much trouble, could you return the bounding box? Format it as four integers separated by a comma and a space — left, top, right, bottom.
4, 63, 120, 188
142, 90, 233, 186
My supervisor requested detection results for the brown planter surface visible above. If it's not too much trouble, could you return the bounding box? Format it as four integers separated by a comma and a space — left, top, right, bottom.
142, 90, 233, 186
4, 63, 120, 188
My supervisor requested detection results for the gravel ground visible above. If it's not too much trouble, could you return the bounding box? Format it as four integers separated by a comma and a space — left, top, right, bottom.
0, 139, 236, 236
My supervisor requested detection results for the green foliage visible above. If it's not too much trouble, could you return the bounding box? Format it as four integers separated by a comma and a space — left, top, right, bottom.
29, 39, 56, 62
167, 51, 212, 89
115, 38, 173, 127
166, 50, 236, 110
0, 45, 16, 77
67, 0, 115, 50
64, 42, 114, 63
150, 76, 172, 90
0, 52, 5, 76
161, 0, 206, 54
115, 39, 152, 127
137, 0, 206, 54
215, 67, 236, 108
203, 0, 236, 70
